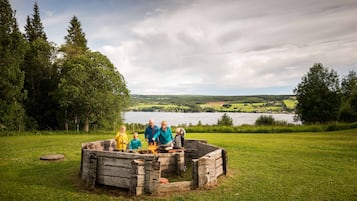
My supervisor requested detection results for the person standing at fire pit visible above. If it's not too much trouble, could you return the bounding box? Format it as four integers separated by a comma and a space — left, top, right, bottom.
174, 127, 185, 149
144, 119, 159, 145
152, 121, 174, 150
115, 125, 128, 152
129, 132, 142, 150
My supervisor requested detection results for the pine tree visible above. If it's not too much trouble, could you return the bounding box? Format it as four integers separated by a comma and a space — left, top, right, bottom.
0, 0, 27, 131
23, 2, 58, 129
62, 16, 88, 56
24, 2, 47, 42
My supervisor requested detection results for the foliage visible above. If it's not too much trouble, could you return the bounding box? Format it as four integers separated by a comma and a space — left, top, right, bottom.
339, 70, 357, 122
255, 115, 289, 126
179, 122, 357, 134
24, 2, 46, 42
23, 2, 59, 130
255, 115, 275, 126
1, 2, 129, 131
217, 113, 233, 126
0, 130, 356, 200
56, 51, 129, 132
0, 0, 27, 131
61, 16, 88, 56
294, 63, 341, 123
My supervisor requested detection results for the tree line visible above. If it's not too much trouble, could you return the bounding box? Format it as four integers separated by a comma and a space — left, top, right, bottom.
294, 63, 357, 124
0, 0, 129, 132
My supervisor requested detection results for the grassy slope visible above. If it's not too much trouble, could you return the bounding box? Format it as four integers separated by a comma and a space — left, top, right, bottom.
0, 130, 356, 200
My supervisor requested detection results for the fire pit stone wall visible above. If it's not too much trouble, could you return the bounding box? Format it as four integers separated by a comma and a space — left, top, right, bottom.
81, 138, 227, 195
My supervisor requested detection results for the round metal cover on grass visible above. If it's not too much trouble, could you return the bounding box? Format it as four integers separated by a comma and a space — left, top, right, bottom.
40, 154, 65, 161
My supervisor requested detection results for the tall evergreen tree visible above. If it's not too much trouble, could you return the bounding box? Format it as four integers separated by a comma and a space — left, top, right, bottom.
23, 2, 58, 129
0, 0, 27, 131
24, 2, 46, 42
61, 16, 88, 56
57, 16, 129, 131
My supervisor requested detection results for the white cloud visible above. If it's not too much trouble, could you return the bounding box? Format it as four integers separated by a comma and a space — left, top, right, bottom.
11, 0, 357, 95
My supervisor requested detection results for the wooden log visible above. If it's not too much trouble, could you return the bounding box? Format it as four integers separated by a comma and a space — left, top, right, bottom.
102, 157, 133, 168
96, 151, 156, 160
135, 186, 144, 196
158, 157, 176, 165
97, 165, 132, 178
158, 181, 192, 193
197, 157, 208, 187
144, 160, 160, 194
191, 159, 198, 189
137, 175, 145, 186
175, 152, 183, 176
87, 153, 97, 190
97, 175, 131, 188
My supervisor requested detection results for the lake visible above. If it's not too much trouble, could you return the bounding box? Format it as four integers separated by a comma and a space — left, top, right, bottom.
123, 111, 298, 126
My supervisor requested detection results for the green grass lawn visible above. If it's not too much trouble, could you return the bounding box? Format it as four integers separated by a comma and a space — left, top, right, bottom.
1, 130, 356, 200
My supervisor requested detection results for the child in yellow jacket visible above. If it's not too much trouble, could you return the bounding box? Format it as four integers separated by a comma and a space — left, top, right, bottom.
115, 125, 128, 151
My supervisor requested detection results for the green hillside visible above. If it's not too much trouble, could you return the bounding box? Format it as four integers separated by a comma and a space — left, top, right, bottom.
129, 95, 297, 113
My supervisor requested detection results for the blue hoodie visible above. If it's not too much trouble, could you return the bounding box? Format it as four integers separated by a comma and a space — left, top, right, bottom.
153, 127, 173, 145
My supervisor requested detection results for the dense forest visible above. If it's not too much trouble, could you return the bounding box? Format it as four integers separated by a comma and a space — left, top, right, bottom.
0, 0, 129, 132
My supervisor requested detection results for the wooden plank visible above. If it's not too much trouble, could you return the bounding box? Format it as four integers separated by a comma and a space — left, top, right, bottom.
97, 165, 132, 178
96, 151, 156, 160
191, 159, 198, 189
158, 181, 192, 193
216, 165, 224, 177
102, 157, 133, 168
215, 157, 223, 167
205, 149, 222, 159
137, 175, 145, 186
134, 186, 144, 196
158, 157, 176, 165
206, 158, 216, 181
165, 148, 185, 153
87, 154, 97, 190
97, 175, 131, 188
136, 165, 145, 175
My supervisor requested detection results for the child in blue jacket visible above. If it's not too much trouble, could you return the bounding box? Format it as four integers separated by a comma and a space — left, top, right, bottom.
129, 132, 142, 150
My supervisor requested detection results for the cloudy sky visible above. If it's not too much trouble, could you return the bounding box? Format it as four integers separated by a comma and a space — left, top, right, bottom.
10, 0, 357, 95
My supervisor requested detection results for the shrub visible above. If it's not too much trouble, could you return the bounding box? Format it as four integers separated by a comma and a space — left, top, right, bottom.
217, 113, 233, 126
255, 115, 275, 126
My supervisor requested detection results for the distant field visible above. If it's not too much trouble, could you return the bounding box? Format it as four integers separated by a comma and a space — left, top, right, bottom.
283, 99, 297, 110
0, 129, 356, 200
129, 95, 297, 113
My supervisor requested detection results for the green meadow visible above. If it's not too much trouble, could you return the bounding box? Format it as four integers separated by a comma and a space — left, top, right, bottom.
0, 129, 356, 200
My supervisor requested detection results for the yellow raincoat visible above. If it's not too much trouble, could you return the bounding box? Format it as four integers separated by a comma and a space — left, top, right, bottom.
115, 132, 128, 151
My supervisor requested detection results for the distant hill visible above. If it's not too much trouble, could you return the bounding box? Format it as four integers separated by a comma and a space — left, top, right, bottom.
128, 95, 296, 113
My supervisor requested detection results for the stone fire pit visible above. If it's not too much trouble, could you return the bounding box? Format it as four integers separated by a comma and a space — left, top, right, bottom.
81, 139, 227, 196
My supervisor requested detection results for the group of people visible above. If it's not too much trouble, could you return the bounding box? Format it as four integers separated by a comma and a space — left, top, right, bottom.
114, 119, 186, 152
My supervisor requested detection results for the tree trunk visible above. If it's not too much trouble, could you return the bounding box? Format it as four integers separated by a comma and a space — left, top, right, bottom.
84, 114, 89, 132
64, 110, 68, 131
